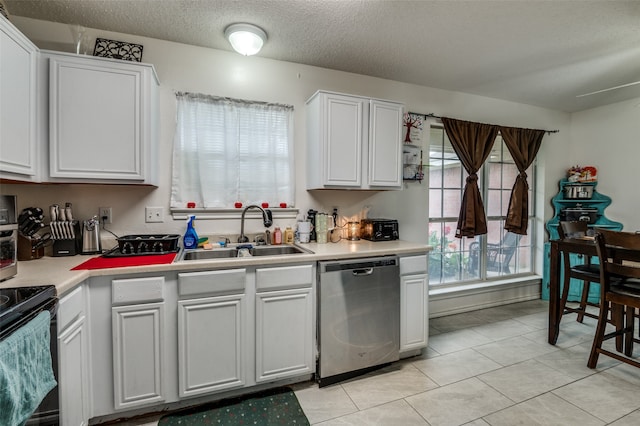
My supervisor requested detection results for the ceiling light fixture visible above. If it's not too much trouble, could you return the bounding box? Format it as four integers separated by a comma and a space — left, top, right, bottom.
224, 23, 267, 56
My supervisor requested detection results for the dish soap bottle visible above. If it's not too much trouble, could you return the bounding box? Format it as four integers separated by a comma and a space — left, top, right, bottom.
183, 215, 198, 249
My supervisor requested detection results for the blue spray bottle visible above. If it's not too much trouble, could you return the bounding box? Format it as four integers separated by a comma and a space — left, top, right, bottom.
183, 215, 198, 249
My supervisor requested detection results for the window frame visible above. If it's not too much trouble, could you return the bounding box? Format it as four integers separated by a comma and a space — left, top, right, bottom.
427, 124, 536, 287
170, 92, 297, 218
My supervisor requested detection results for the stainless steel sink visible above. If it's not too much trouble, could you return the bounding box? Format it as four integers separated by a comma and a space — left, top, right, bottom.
250, 245, 310, 256
181, 248, 239, 260
178, 244, 312, 261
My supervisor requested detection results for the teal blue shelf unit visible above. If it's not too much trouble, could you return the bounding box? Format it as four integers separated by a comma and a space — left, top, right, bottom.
546, 179, 623, 240
542, 178, 623, 302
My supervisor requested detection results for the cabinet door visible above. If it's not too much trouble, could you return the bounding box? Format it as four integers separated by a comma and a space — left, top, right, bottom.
177, 294, 245, 398
0, 18, 38, 181
368, 100, 403, 188
255, 287, 313, 382
48, 54, 156, 182
400, 274, 429, 351
112, 302, 165, 410
58, 316, 90, 426
323, 93, 365, 187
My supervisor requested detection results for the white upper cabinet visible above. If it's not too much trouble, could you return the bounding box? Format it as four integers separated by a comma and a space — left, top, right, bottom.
0, 16, 39, 182
43, 51, 159, 184
306, 90, 403, 190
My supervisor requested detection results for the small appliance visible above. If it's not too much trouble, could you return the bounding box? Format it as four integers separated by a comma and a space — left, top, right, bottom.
0, 195, 18, 281
82, 216, 101, 254
560, 206, 599, 223
359, 218, 399, 241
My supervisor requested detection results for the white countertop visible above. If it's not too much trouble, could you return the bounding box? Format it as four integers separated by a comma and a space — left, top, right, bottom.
2, 239, 431, 296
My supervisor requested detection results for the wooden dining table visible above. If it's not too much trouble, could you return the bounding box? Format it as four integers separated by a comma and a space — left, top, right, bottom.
548, 236, 640, 345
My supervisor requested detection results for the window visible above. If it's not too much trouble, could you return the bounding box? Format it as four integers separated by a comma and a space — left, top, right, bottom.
171, 92, 295, 209
428, 125, 534, 285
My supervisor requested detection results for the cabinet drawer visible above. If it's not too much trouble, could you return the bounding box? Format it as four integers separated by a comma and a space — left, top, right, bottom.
179, 269, 246, 297
400, 255, 427, 275
256, 264, 313, 291
112, 276, 164, 305
58, 285, 85, 331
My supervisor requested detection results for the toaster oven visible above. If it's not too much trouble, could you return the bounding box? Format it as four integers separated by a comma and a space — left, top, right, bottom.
359, 219, 399, 241
0, 195, 18, 281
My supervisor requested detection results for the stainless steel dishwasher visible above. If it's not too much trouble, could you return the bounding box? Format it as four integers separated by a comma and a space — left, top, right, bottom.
317, 256, 400, 386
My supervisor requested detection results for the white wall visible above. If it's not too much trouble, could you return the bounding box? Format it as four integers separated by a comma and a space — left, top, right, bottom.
3, 17, 572, 254
569, 98, 640, 231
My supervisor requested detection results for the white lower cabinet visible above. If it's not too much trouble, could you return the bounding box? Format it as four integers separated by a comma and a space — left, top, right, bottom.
84, 263, 316, 421
255, 287, 313, 382
177, 268, 247, 398
58, 285, 90, 426
255, 264, 315, 382
399, 255, 429, 352
111, 277, 165, 411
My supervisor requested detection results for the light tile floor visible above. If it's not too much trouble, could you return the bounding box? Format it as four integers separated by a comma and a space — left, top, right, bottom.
125, 300, 640, 425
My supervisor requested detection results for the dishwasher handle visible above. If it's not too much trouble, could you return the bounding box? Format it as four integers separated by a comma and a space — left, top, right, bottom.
352, 268, 374, 276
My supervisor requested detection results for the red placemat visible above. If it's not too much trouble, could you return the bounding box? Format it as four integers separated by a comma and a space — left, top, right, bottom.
71, 252, 177, 270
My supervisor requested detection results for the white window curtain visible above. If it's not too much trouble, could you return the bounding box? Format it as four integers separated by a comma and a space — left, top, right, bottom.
171, 92, 295, 209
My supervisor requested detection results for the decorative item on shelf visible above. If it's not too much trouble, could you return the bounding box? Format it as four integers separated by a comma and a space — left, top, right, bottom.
93, 37, 143, 62
69, 24, 88, 55
403, 143, 424, 182
403, 113, 424, 144
0, 0, 10, 20
567, 165, 597, 182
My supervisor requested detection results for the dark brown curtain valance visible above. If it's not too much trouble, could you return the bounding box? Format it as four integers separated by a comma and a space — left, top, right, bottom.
441, 117, 498, 238
500, 126, 545, 235
440, 116, 547, 238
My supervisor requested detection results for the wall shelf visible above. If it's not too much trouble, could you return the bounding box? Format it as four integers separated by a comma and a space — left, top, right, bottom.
402, 143, 424, 182
545, 178, 622, 240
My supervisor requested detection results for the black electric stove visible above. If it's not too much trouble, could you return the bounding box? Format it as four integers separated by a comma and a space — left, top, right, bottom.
0, 285, 59, 425
0, 285, 57, 339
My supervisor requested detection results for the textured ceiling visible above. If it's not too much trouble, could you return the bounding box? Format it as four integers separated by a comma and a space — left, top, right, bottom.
5, 0, 640, 112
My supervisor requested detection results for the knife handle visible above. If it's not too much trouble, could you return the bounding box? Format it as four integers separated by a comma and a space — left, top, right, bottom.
65, 202, 73, 221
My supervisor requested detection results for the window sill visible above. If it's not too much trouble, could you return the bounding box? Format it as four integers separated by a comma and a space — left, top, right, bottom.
171, 207, 299, 220
429, 274, 542, 297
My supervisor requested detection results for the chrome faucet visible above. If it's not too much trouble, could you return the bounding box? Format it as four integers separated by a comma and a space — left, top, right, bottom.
238, 205, 273, 243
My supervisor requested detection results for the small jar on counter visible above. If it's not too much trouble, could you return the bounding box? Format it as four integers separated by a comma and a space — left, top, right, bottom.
284, 226, 294, 244
272, 226, 282, 245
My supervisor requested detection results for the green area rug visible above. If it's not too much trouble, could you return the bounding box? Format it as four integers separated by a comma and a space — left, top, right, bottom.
158, 387, 309, 425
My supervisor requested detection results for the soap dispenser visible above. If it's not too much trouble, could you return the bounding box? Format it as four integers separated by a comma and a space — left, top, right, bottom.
183, 215, 198, 249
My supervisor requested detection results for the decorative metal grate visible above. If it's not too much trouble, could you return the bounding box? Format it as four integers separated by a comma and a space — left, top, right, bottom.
93, 37, 143, 62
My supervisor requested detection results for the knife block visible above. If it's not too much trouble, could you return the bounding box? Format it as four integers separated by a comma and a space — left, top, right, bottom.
18, 234, 44, 261
52, 221, 81, 257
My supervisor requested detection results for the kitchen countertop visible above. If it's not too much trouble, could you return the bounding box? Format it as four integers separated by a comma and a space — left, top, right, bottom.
2, 239, 431, 296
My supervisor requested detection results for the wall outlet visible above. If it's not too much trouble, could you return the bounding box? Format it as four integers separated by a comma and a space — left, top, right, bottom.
99, 207, 112, 224
145, 207, 164, 223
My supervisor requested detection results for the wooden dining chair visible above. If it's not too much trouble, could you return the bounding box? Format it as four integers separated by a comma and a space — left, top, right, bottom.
558, 221, 601, 323
587, 229, 640, 369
